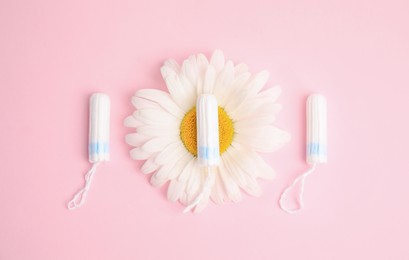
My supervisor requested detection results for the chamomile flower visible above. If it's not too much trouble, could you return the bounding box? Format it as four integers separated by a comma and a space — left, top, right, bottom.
125, 50, 290, 212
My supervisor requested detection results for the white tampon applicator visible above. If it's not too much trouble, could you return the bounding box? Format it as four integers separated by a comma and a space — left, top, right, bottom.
68, 93, 110, 210
183, 94, 219, 213
279, 94, 327, 214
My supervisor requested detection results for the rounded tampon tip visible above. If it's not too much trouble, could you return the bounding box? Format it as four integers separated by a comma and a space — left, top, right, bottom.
307, 93, 326, 103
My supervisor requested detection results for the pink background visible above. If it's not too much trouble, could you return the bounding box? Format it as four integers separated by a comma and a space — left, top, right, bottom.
1, 0, 408, 259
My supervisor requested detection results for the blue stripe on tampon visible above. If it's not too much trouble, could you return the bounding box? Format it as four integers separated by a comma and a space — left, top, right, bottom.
89, 142, 110, 155
198, 146, 220, 161
307, 143, 327, 156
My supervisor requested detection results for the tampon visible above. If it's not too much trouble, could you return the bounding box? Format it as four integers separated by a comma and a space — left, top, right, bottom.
196, 94, 220, 166
279, 94, 327, 214
183, 94, 219, 213
307, 94, 327, 164
68, 93, 110, 210
89, 93, 111, 163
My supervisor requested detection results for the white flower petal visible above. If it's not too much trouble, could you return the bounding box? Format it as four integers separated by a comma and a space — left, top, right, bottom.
141, 156, 160, 174
231, 87, 281, 119
196, 53, 209, 95
210, 49, 225, 73
221, 68, 270, 112
196, 77, 203, 96
162, 74, 194, 111
142, 137, 177, 153
183, 166, 216, 211
151, 151, 191, 187
168, 152, 195, 201
137, 109, 179, 127
224, 144, 259, 179
218, 158, 242, 203
150, 171, 169, 187
151, 165, 176, 187
180, 191, 188, 205
132, 96, 161, 110
130, 147, 152, 160
245, 70, 270, 97
224, 87, 250, 113
182, 55, 199, 86
241, 174, 262, 197
124, 115, 143, 128
168, 179, 185, 202
223, 152, 262, 197
135, 119, 176, 129
194, 188, 211, 213
135, 89, 184, 118
125, 133, 151, 147
222, 153, 246, 186
185, 164, 203, 204
178, 74, 197, 108
212, 60, 234, 106
196, 53, 209, 77
177, 157, 196, 182
137, 125, 179, 137
160, 65, 178, 79
231, 102, 282, 125
251, 153, 276, 180
233, 115, 276, 129
234, 126, 291, 153
229, 86, 281, 121
210, 171, 227, 204
233, 71, 252, 89
165, 151, 192, 180
164, 59, 180, 74
224, 72, 251, 112
154, 142, 185, 165
258, 85, 282, 101
231, 142, 276, 180
169, 158, 196, 203
203, 65, 216, 94
234, 62, 249, 76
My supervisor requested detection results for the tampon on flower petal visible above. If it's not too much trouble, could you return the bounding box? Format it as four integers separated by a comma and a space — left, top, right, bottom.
197, 94, 220, 167
183, 94, 219, 213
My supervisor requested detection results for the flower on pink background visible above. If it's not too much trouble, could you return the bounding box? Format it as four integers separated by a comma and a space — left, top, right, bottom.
125, 50, 290, 212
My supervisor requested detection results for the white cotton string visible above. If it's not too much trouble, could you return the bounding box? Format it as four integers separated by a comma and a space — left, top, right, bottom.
68, 162, 100, 210
279, 163, 317, 214
183, 167, 214, 213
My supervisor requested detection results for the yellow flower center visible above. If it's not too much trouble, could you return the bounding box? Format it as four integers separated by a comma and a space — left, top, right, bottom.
180, 107, 234, 156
